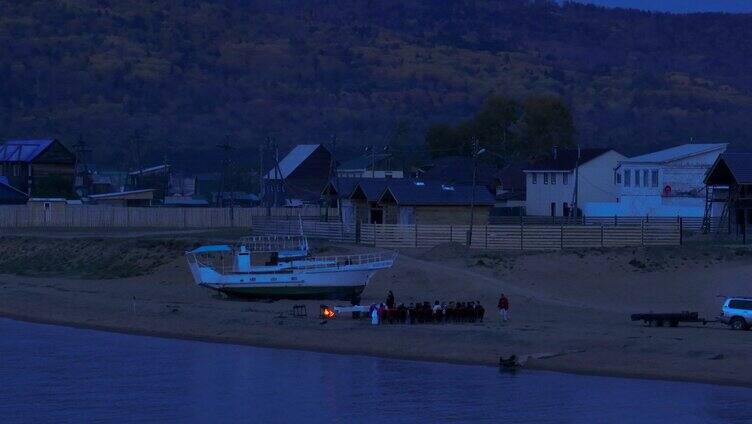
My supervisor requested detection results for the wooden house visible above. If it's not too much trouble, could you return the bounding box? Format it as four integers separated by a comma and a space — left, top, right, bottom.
376, 180, 495, 225
704, 153, 752, 240
263, 144, 334, 205
0, 139, 76, 198
128, 164, 171, 202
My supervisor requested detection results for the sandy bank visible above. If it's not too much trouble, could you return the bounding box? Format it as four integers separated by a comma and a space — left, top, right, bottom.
0, 235, 750, 387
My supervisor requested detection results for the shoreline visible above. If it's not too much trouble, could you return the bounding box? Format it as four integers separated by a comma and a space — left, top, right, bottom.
1, 236, 751, 391
2, 310, 750, 390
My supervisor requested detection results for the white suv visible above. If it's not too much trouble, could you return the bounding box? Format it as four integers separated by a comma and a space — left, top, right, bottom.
720, 297, 752, 330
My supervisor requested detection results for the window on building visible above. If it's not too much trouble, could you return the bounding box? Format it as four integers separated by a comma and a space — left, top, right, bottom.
563, 173, 568, 185
13, 165, 20, 177
532, 173, 537, 184
544, 173, 549, 185
624, 169, 631, 187
635, 170, 640, 186
651, 170, 659, 187
551, 173, 556, 185
643, 170, 649, 187
615, 171, 622, 185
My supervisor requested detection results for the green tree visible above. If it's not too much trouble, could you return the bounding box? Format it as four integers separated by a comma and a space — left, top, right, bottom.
472, 95, 522, 158
425, 124, 458, 158
519, 96, 575, 158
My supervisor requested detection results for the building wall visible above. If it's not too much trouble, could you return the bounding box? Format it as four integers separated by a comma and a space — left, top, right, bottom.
31, 163, 75, 198
413, 205, 490, 225
337, 170, 404, 179
524, 171, 575, 216
617, 149, 725, 199
578, 150, 626, 206
525, 151, 625, 217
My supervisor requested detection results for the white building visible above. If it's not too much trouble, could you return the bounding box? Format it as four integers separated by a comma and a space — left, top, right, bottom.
524, 149, 626, 217
336, 153, 404, 179
584, 143, 728, 217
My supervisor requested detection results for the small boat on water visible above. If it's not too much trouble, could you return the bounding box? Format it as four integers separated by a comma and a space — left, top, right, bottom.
186, 235, 396, 302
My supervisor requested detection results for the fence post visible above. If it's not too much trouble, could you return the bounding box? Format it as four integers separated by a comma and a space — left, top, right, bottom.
449, 224, 453, 242
679, 217, 683, 246
485, 225, 488, 249
520, 219, 524, 250
614, 215, 618, 226
641, 219, 645, 247
560, 222, 564, 249
600, 223, 604, 247
355, 221, 361, 244
414, 224, 418, 248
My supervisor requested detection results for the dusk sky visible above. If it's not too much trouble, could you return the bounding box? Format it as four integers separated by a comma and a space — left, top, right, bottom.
574, 0, 752, 13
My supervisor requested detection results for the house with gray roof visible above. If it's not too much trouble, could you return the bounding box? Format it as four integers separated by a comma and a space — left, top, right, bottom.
336, 153, 403, 179
0, 139, 76, 198
585, 143, 727, 217
524, 148, 626, 217
377, 180, 495, 225
263, 144, 334, 205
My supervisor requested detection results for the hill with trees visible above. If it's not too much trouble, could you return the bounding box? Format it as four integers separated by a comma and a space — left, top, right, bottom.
2, 0, 752, 171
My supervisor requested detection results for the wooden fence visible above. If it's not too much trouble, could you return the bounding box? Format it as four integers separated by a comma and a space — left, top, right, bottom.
251, 218, 681, 250
0, 205, 336, 229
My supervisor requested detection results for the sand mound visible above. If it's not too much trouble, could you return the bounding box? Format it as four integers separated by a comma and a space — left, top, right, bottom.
418, 242, 469, 260
0, 237, 192, 279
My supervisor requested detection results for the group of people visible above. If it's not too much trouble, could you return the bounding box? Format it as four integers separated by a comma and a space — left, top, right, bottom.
369, 291, 510, 325
369, 291, 486, 325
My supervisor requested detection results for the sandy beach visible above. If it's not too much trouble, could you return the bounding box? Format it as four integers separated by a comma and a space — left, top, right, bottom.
0, 230, 750, 387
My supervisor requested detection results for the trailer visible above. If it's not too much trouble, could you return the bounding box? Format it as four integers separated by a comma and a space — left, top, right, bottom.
630, 311, 709, 327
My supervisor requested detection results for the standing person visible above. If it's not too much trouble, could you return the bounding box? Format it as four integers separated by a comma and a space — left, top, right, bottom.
386, 290, 395, 309
498, 294, 509, 322
371, 304, 380, 325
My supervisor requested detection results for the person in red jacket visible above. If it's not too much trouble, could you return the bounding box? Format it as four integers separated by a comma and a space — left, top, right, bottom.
498, 294, 509, 322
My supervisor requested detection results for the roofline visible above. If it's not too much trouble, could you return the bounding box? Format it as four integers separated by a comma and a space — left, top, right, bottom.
0, 180, 29, 197
620, 144, 728, 166
89, 188, 156, 198
0, 138, 66, 163
522, 149, 616, 172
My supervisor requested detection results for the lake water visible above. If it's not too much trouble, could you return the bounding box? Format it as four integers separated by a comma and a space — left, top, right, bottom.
0, 318, 750, 423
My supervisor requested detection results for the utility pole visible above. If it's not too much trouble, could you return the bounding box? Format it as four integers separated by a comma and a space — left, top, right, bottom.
216, 136, 235, 208
371, 144, 376, 178
271, 138, 287, 207
73, 134, 92, 198
573, 144, 581, 221
258, 142, 264, 203
467, 138, 485, 246
330, 135, 342, 221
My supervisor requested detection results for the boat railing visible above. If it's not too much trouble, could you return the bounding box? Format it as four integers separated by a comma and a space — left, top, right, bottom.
190, 251, 396, 275
237, 235, 308, 253
290, 251, 397, 271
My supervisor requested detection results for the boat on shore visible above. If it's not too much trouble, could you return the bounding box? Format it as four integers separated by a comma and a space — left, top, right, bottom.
186, 235, 396, 302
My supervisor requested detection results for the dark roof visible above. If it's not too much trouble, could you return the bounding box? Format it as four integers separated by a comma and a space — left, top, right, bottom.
421, 156, 500, 185
525, 149, 612, 171
265, 144, 328, 179
338, 153, 391, 171
0, 139, 56, 162
497, 162, 529, 198
378, 180, 494, 206
350, 179, 392, 202
129, 164, 170, 176
705, 153, 752, 185
321, 177, 363, 198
